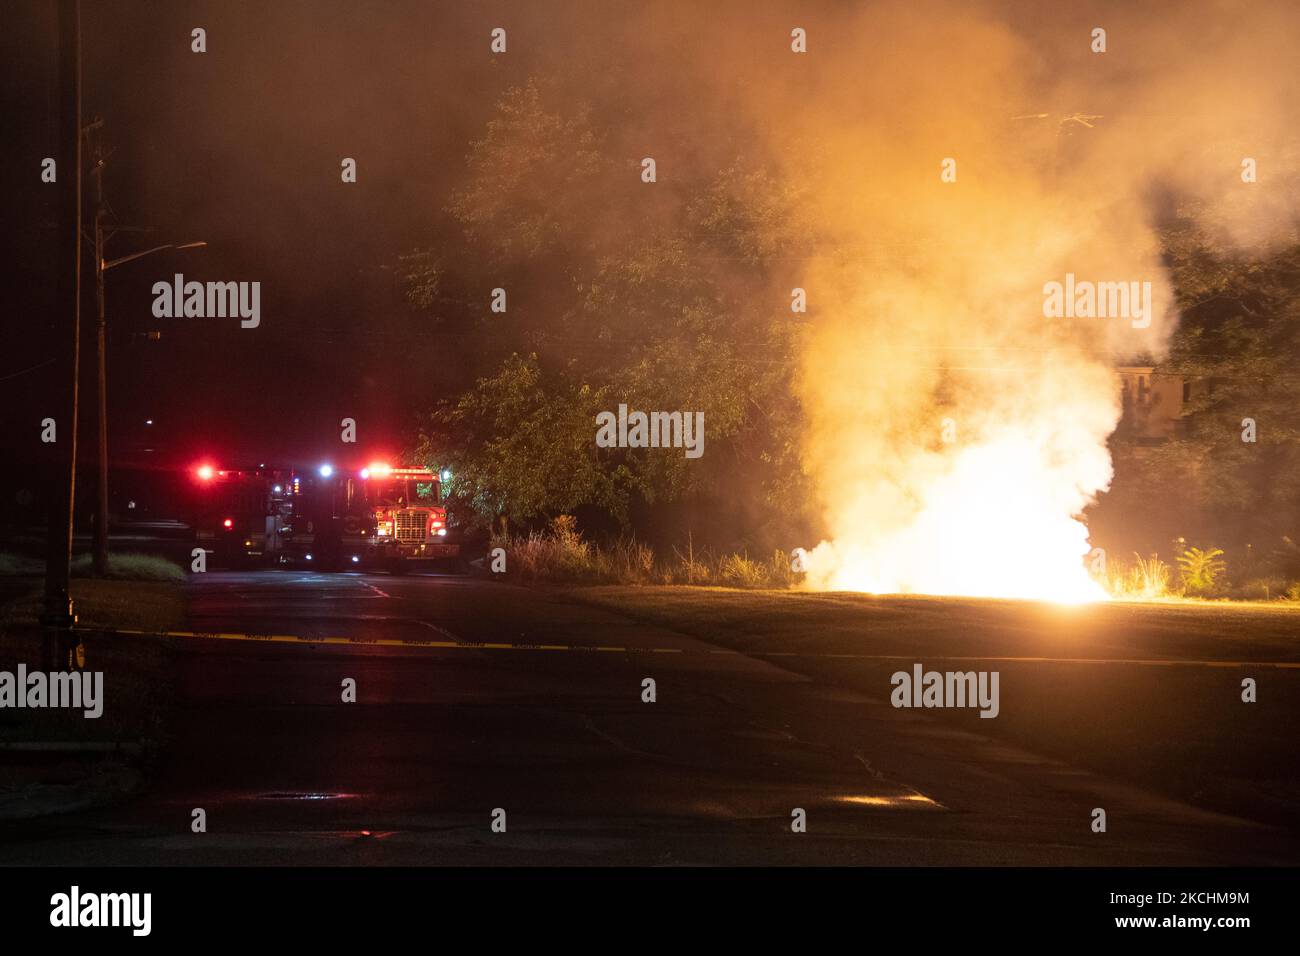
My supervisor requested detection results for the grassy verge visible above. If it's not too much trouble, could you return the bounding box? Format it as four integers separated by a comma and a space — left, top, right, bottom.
492, 516, 797, 587
1, 550, 186, 584
0, 574, 185, 817
0, 577, 186, 636
1, 577, 184, 741
0, 576, 185, 818
568, 585, 1300, 827
489, 523, 1300, 602
69, 552, 186, 583
0, 553, 43, 576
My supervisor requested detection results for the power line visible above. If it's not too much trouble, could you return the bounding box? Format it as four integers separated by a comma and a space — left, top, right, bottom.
0, 357, 56, 383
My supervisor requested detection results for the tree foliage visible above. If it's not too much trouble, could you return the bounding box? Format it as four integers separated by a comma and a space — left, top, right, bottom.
409, 78, 814, 543
1177, 546, 1227, 595
1157, 230, 1300, 545
414, 353, 626, 529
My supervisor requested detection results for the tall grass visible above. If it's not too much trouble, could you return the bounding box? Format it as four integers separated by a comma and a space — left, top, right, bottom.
1102, 553, 1173, 599
498, 524, 1300, 601
492, 516, 797, 588
1099, 547, 1300, 601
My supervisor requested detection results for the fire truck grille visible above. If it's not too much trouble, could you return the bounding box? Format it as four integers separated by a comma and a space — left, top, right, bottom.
393, 511, 425, 543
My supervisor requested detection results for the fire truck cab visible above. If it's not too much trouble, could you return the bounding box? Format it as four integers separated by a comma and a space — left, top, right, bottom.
357, 465, 459, 572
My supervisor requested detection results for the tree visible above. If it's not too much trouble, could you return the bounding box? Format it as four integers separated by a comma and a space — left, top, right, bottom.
1160, 231, 1300, 550
413, 353, 624, 530
405, 79, 818, 547
447, 79, 608, 268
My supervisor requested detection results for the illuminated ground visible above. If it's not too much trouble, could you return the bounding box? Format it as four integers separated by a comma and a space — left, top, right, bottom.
573, 586, 1300, 829
1, 573, 1296, 865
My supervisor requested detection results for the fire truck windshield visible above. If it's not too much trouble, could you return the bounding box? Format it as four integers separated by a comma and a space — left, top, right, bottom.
367, 478, 439, 507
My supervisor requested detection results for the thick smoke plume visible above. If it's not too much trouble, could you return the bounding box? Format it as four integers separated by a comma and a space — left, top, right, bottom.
743, 1, 1300, 599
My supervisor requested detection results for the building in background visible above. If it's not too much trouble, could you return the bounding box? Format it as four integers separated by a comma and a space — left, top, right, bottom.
1116, 366, 1191, 444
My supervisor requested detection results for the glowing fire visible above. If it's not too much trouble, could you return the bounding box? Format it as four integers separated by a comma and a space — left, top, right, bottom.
754, 2, 1296, 607
803, 434, 1110, 604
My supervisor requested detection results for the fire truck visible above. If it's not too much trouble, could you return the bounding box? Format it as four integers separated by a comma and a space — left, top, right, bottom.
352, 464, 456, 571
187, 464, 287, 568
187, 461, 459, 572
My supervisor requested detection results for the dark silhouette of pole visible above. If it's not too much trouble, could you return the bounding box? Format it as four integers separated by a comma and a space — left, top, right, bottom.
85, 145, 205, 576
43, 0, 82, 668
92, 152, 108, 576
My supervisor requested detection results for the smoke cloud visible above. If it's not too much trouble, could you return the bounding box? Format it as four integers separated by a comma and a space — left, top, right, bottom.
739, 1, 1300, 598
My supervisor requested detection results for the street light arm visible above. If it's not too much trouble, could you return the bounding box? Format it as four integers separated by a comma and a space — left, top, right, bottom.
102, 241, 206, 271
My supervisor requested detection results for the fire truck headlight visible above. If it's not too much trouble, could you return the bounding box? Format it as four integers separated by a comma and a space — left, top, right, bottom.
351, 555, 360, 564
437, 528, 447, 536
305, 553, 313, 561
319, 464, 333, 477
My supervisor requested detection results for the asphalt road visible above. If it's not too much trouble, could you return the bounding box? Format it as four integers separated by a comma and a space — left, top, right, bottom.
3, 569, 1297, 865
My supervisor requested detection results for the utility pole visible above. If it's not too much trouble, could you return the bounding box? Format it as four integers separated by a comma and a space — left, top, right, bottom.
91, 142, 109, 576
43, 0, 82, 669
81, 127, 204, 580
83, 146, 206, 575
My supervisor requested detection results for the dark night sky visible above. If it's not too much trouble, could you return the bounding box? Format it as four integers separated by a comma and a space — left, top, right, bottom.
1, 0, 655, 485
3, 0, 811, 496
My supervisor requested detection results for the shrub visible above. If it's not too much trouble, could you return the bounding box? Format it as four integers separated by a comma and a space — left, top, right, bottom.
1176, 546, 1227, 596
491, 520, 793, 589
593, 538, 655, 584
670, 539, 713, 586
498, 529, 592, 582
717, 553, 769, 589
765, 549, 800, 588
1236, 576, 1289, 601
